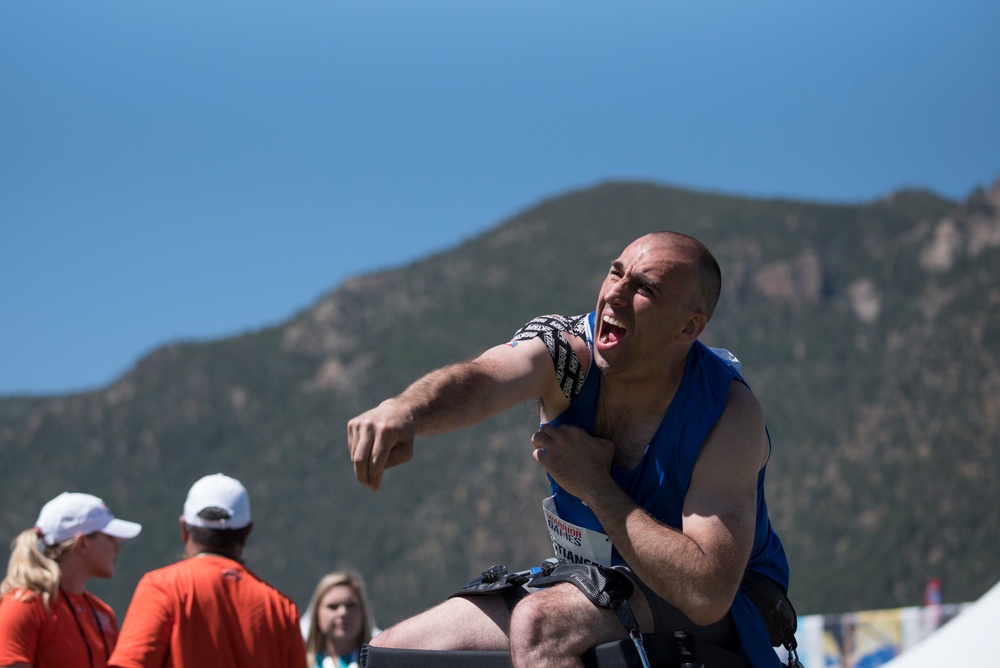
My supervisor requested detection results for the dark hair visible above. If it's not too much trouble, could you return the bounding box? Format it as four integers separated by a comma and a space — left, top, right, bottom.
185, 525, 251, 553
184, 507, 250, 554
690, 238, 722, 320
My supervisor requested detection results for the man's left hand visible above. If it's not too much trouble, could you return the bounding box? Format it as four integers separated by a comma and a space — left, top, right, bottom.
531, 424, 615, 502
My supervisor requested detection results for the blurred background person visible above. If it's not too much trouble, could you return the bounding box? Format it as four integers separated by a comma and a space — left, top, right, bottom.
108, 473, 305, 668
0, 492, 142, 668
304, 571, 377, 668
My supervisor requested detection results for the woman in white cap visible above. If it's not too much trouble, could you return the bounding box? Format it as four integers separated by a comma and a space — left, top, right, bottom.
0, 492, 141, 668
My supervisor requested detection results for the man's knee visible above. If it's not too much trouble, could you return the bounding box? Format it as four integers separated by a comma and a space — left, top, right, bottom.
510, 584, 602, 658
509, 589, 555, 646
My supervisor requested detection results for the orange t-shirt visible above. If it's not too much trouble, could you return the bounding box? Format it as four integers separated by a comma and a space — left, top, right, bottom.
108, 554, 306, 668
0, 588, 118, 668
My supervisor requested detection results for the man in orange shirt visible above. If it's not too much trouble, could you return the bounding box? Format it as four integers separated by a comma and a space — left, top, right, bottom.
108, 474, 306, 668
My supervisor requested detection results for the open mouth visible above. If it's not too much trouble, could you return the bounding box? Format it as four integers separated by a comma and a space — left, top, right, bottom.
600, 314, 627, 344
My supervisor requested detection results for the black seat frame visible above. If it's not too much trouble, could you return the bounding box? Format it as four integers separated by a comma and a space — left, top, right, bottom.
359, 631, 751, 668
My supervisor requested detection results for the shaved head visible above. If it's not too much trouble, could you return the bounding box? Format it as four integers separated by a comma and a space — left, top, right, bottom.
637, 231, 722, 320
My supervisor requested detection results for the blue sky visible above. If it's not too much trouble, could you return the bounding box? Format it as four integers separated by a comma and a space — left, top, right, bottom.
2, 0, 998, 396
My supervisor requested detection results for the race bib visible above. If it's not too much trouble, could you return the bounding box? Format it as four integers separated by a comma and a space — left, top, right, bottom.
542, 495, 613, 566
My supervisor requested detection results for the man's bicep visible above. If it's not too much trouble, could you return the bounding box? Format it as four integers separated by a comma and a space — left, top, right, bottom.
682, 383, 766, 569
472, 337, 567, 410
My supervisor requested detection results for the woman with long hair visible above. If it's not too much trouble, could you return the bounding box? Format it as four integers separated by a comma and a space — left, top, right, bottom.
0, 492, 141, 668
304, 571, 377, 668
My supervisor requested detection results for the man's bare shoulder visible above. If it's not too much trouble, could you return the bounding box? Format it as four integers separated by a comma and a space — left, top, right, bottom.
724, 380, 763, 423
703, 380, 768, 474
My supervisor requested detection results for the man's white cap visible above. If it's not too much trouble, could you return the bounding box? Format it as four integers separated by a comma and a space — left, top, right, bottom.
182, 473, 251, 530
35, 492, 142, 546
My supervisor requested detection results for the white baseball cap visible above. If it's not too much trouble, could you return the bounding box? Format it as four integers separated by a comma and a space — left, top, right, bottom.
35, 492, 142, 546
182, 473, 251, 530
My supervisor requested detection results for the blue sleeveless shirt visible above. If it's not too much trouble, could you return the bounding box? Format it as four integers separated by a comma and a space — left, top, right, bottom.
545, 312, 789, 668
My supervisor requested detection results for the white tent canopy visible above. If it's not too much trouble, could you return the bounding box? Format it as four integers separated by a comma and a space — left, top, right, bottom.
883, 579, 1000, 667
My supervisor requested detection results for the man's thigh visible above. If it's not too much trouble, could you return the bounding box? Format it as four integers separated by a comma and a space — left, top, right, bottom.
370, 593, 512, 651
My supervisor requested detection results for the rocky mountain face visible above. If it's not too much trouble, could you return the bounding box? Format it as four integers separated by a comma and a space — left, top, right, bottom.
1, 178, 998, 623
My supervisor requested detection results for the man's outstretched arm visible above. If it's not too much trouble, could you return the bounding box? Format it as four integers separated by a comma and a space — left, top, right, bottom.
348, 336, 561, 492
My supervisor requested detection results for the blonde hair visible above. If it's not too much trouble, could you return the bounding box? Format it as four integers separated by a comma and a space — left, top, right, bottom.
304, 571, 375, 667
1, 529, 77, 612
